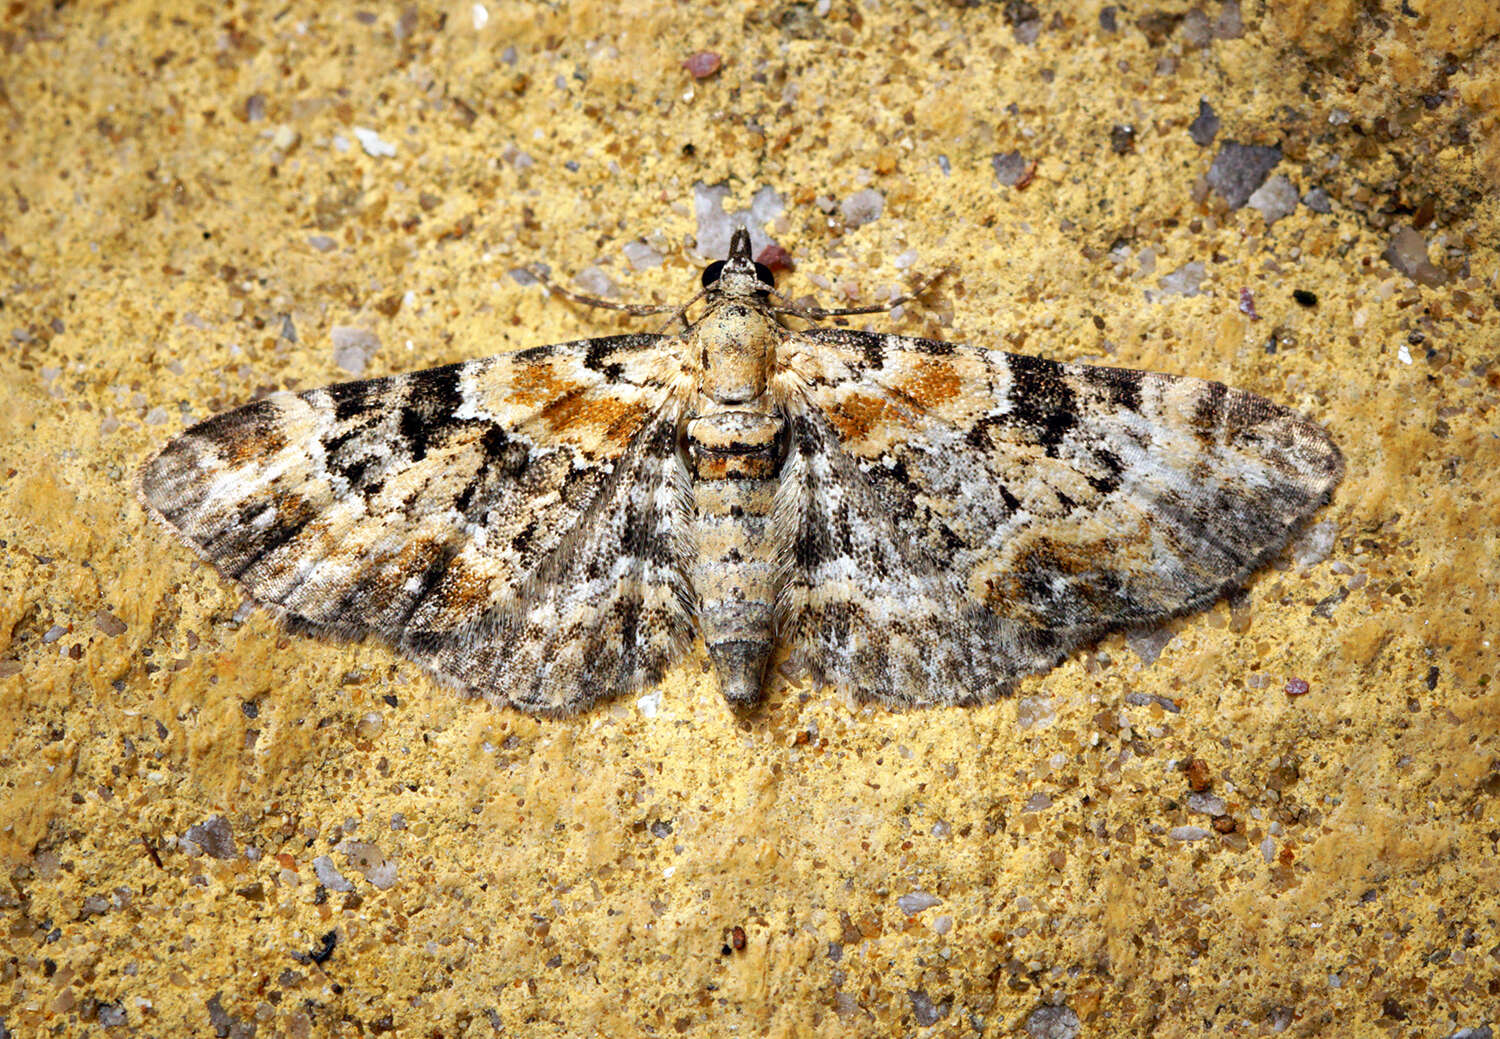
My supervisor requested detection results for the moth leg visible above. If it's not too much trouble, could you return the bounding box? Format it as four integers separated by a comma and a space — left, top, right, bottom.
770, 267, 951, 321
526, 264, 684, 317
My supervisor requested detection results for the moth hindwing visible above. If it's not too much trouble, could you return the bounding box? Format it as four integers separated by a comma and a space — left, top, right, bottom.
140, 229, 1342, 712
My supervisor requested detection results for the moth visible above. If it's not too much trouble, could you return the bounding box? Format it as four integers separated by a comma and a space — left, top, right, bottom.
139, 230, 1343, 713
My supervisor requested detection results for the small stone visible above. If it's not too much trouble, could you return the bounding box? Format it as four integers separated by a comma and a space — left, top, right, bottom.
992, 150, 1030, 187
97, 1002, 127, 1028
840, 188, 885, 229
622, 240, 664, 271
1214, 0, 1245, 38
1248, 174, 1299, 225
896, 891, 941, 915
573, 265, 617, 298
313, 855, 355, 892
340, 841, 398, 890
1110, 124, 1136, 154
1181, 8, 1212, 47
354, 712, 384, 740
756, 243, 794, 272
1284, 677, 1311, 697
307, 234, 336, 253
1189, 100, 1219, 146
1188, 792, 1227, 816
331, 326, 381, 376
1185, 757, 1212, 792
80, 894, 111, 917
184, 816, 237, 860
1126, 624, 1174, 666
907, 989, 951, 1026
271, 124, 299, 151
94, 610, 127, 637
1026, 1005, 1081, 1039
682, 51, 722, 79
1302, 186, 1333, 213
1158, 261, 1206, 297
1384, 226, 1447, 287
352, 126, 397, 158
1169, 826, 1212, 841
1207, 141, 1282, 209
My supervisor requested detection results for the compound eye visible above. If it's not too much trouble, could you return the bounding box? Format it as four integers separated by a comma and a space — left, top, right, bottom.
752, 262, 775, 288
700, 260, 726, 289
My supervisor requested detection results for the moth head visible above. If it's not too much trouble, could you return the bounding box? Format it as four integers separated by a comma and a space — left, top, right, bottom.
702, 228, 776, 300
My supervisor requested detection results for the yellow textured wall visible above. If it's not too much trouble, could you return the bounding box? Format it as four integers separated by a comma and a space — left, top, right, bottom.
1, 0, 1497, 1035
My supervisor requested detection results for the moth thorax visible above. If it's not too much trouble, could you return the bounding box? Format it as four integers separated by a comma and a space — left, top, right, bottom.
696, 302, 780, 403
684, 411, 787, 480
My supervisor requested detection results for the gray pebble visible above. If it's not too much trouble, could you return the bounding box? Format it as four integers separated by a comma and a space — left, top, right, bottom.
1248, 174, 1299, 225
992, 150, 1029, 187
1189, 99, 1219, 147
184, 816, 237, 860
313, 854, 355, 892
330, 326, 381, 376
840, 188, 885, 229
1026, 1005, 1081, 1039
896, 891, 942, 915
1384, 226, 1447, 287
1302, 186, 1333, 213
1207, 141, 1282, 209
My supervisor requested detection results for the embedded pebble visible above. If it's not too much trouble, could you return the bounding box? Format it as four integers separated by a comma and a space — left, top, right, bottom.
1302, 187, 1332, 213
1248, 174, 1299, 225
340, 841, 398, 890
840, 188, 885, 229
992, 150, 1030, 187
183, 816, 237, 860
1293, 520, 1336, 570
94, 610, 127, 637
682, 51, 722, 79
354, 712, 384, 740
1189, 99, 1219, 146
622, 240, 664, 270
1207, 141, 1281, 209
1026, 1004, 1081, 1039
908, 989, 951, 1026
331, 326, 381, 376
1170, 826, 1212, 841
1384, 226, 1447, 287
572, 266, 617, 298
1158, 261, 1206, 297
897, 891, 942, 915
313, 855, 355, 892
1126, 625, 1174, 666
692, 182, 785, 259
352, 126, 397, 158
1188, 792, 1227, 816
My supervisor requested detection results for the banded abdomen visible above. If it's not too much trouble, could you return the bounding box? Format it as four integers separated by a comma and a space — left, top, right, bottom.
684, 409, 787, 706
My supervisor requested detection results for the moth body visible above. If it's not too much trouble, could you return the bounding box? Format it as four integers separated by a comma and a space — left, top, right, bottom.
682, 233, 792, 706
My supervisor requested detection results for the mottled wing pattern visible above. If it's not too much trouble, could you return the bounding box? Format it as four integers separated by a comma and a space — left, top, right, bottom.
776, 328, 1343, 706
139, 335, 696, 712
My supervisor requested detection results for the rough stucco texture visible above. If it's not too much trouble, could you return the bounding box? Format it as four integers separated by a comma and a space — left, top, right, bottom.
1, 1, 1498, 1036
